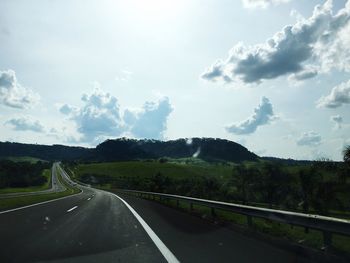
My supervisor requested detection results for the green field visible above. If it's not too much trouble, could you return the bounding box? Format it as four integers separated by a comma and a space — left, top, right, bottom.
72, 160, 233, 181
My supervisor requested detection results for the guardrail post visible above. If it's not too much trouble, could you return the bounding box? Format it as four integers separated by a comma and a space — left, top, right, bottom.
322, 231, 332, 250
176, 200, 179, 207
190, 203, 193, 211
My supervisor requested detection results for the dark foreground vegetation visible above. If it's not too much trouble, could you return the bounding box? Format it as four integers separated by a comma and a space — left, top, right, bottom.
0, 160, 51, 189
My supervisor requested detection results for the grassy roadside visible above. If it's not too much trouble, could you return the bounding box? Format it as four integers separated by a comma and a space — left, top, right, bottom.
0, 169, 52, 194
114, 190, 350, 258
0, 167, 80, 212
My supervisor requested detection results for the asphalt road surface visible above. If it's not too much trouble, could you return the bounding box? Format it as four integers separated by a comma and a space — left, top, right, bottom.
0, 164, 320, 263
116, 192, 316, 263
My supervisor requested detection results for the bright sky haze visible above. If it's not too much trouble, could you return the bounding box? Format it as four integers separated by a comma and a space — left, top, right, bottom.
1, 0, 350, 160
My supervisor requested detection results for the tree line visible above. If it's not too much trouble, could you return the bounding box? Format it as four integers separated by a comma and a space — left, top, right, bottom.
0, 160, 51, 188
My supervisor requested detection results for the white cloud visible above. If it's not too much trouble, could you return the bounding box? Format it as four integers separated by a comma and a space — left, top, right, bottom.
242, 0, 290, 9
226, 97, 274, 135
59, 104, 77, 115
202, 1, 350, 84
317, 79, 350, 108
123, 97, 173, 140
330, 115, 343, 129
0, 70, 40, 109
297, 131, 322, 146
61, 87, 124, 143
5, 116, 45, 133
59, 87, 173, 143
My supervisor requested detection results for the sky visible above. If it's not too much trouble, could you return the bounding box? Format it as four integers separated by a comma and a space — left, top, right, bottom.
0, 0, 350, 161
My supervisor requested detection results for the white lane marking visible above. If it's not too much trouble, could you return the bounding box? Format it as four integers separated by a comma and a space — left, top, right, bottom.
67, 206, 78, 212
87, 198, 91, 201
0, 190, 83, 215
111, 193, 180, 263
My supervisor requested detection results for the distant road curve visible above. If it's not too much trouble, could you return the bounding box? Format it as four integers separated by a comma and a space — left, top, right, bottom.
0, 163, 66, 199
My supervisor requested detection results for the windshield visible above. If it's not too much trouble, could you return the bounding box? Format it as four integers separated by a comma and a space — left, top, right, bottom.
0, 1, 350, 262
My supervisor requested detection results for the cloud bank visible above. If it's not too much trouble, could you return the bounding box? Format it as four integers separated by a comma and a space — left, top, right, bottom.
60, 87, 173, 143
297, 131, 322, 146
5, 117, 45, 132
202, 1, 350, 84
226, 97, 274, 135
0, 70, 40, 109
317, 79, 350, 108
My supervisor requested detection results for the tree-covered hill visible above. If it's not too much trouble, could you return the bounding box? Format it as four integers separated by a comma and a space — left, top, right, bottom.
0, 137, 258, 163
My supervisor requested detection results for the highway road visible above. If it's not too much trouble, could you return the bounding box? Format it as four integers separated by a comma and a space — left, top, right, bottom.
0, 164, 327, 263
0, 163, 66, 199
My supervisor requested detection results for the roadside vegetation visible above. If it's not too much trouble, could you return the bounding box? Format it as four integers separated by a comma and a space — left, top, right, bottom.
0, 165, 80, 211
0, 169, 51, 194
68, 155, 350, 218
0, 160, 52, 192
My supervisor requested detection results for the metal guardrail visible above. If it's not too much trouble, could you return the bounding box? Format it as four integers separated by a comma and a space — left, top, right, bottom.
119, 189, 350, 248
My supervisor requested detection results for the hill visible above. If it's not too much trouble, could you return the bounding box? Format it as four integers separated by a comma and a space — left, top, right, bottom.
0, 138, 258, 163
94, 138, 258, 162
0, 142, 92, 161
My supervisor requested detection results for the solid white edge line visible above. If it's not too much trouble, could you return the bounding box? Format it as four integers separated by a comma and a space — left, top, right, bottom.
112, 193, 180, 263
0, 189, 83, 215
67, 206, 78, 212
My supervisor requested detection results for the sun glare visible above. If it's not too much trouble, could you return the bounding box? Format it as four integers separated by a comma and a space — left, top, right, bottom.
120, 0, 185, 24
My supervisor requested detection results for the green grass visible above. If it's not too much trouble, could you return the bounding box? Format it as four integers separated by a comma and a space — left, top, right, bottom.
0, 169, 52, 194
0, 168, 80, 211
74, 161, 233, 181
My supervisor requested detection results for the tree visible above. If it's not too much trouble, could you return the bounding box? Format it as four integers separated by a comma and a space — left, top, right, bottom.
298, 168, 318, 214
313, 181, 339, 216
343, 145, 350, 165
259, 162, 290, 208
231, 164, 260, 205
